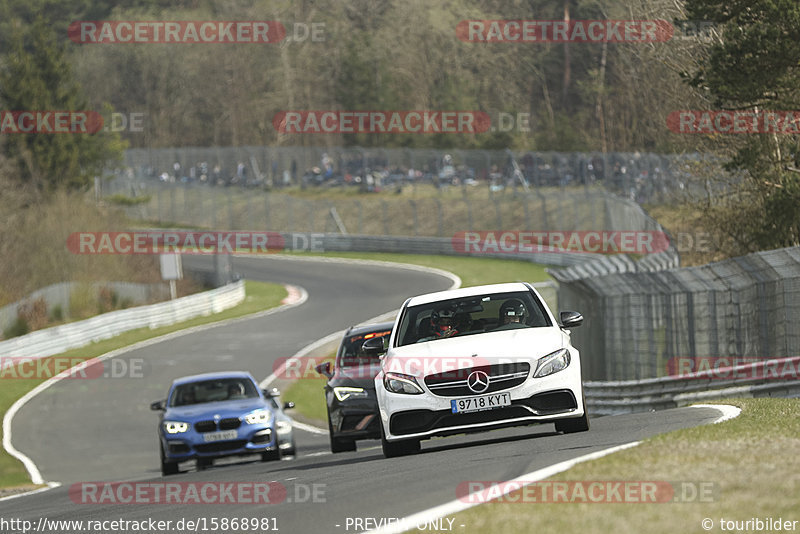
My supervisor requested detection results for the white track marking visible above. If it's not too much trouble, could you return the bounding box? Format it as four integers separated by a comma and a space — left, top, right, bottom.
692, 403, 741, 423
292, 420, 329, 435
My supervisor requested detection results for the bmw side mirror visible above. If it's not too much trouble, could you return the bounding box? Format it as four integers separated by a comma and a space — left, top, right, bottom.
314, 362, 333, 379
262, 387, 281, 398
150, 400, 165, 411
362, 337, 385, 355
559, 311, 583, 328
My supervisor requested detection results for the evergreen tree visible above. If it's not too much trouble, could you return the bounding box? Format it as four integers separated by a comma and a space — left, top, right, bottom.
685, 0, 800, 252
0, 17, 124, 192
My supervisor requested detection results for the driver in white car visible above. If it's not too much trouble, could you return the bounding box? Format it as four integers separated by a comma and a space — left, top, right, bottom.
494, 298, 528, 330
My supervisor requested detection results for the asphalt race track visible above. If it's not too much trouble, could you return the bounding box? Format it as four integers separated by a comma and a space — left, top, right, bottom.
1, 256, 728, 533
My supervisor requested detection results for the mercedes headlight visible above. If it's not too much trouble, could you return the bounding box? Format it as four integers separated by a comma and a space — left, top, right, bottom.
333, 386, 368, 401
383, 372, 424, 395
163, 421, 189, 434
534, 348, 571, 377
245, 410, 274, 425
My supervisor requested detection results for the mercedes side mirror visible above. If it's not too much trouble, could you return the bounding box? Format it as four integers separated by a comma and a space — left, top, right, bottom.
362, 337, 385, 355
559, 311, 583, 328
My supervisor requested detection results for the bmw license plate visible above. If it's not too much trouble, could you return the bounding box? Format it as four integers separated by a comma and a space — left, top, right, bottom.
451, 392, 511, 414
203, 429, 238, 442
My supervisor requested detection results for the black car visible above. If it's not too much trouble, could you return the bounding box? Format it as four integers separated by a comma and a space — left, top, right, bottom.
315, 322, 393, 453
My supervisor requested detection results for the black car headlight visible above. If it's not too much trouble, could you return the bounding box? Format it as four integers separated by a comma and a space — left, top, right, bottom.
534, 348, 571, 378
333, 386, 369, 401
383, 372, 424, 395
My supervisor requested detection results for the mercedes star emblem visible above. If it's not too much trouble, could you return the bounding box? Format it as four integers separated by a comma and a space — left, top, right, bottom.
467, 370, 490, 393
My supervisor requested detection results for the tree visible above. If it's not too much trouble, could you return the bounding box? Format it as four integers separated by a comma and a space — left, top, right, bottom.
0, 17, 124, 193
684, 0, 800, 252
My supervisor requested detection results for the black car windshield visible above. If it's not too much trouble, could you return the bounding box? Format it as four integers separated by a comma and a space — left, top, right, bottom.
169, 378, 260, 407
338, 329, 391, 367
395, 291, 551, 347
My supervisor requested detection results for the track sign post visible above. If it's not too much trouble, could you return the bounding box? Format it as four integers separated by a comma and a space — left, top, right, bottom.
160, 253, 183, 300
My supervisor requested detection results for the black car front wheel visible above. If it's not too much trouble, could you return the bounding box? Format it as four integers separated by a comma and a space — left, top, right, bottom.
330, 436, 357, 453
328, 415, 356, 453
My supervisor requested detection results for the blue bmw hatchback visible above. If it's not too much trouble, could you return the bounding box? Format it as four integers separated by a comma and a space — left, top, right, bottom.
151, 371, 293, 475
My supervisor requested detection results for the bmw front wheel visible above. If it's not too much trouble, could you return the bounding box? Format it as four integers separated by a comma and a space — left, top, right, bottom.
160, 447, 178, 476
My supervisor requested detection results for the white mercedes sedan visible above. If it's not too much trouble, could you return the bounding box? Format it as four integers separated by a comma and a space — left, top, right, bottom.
371, 282, 588, 458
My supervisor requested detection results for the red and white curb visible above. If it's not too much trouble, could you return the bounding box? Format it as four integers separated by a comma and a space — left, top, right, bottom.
281, 284, 305, 306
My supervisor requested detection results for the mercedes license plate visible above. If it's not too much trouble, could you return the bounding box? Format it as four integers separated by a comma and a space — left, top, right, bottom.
451, 392, 511, 414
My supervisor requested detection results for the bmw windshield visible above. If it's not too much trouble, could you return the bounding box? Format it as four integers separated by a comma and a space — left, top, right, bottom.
169, 378, 261, 407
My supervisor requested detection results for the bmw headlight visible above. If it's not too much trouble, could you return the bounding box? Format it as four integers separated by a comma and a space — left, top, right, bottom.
245, 410, 274, 425
163, 421, 189, 434
534, 348, 571, 377
383, 372, 424, 395
333, 386, 368, 401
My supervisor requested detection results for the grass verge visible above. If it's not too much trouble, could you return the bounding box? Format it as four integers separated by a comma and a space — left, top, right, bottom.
282, 252, 553, 425
280, 355, 333, 424
451, 398, 800, 534
0, 280, 287, 490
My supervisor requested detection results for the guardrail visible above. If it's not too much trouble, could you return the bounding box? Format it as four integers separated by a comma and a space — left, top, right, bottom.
560, 245, 800, 382
0, 281, 170, 335
0, 280, 244, 361
584, 356, 800, 415
292, 233, 603, 267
